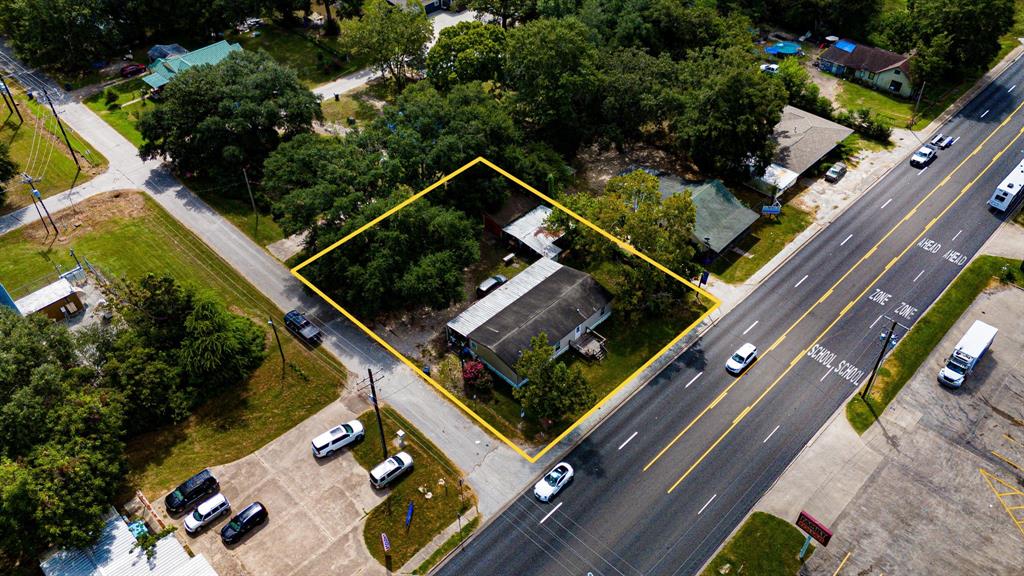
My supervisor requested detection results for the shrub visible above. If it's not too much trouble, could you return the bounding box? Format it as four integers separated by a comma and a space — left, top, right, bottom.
462, 360, 492, 394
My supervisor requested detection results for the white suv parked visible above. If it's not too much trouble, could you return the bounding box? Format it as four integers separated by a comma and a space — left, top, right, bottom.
369, 452, 414, 489
311, 420, 365, 458
184, 493, 230, 534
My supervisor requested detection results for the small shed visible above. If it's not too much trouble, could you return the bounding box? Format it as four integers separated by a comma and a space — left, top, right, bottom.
14, 277, 84, 320
502, 205, 565, 260
40, 508, 218, 576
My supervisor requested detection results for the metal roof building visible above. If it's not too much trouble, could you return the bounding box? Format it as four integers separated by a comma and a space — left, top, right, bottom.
447, 258, 612, 386
502, 205, 565, 260
40, 509, 218, 576
143, 40, 242, 89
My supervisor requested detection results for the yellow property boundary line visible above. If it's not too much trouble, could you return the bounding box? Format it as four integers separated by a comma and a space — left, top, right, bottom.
291, 157, 720, 463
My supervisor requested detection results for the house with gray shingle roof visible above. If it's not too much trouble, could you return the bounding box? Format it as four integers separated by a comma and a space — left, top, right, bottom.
819, 39, 914, 98
752, 105, 853, 195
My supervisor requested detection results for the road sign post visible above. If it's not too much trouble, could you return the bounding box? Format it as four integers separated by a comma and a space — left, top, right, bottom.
795, 510, 832, 560
381, 532, 391, 554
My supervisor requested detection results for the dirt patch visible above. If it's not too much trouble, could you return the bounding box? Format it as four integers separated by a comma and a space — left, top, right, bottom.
573, 143, 699, 193
21, 189, 147, 243
806, 61, 842, 103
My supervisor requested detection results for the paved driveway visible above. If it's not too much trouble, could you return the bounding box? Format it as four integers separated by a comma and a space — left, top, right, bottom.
159, 394, 387, 576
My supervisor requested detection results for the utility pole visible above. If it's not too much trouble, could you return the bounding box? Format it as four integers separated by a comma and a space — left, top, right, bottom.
369, 369, 388, 460
243, 168, 259, 240
267, 317, 286, 372
912, 80, 926, 122
23, 174, 58, 235
42, 88, 79, 170
0, 75, 22, 124
862, 316, 903, 399
26, 186, 50, 237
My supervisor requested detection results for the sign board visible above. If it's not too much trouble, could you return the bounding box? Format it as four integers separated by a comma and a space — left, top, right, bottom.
761, 204, 782, 215
795, 511, 832, 546
699, 270, 710, 286
405, 501, 415, 528
381, 532, 391, 553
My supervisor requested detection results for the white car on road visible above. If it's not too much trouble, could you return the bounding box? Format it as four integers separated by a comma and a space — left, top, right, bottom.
534, 462, 574, 502
311, 420, 365, 458
725, 343, 758, 374
910, 145, 936, 168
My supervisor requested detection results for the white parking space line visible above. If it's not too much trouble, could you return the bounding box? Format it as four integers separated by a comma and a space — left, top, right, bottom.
919, 166, 929, 174
698, 494, 717, 515
539, 502, 563, 525
880, 198, 893, 210
981, 109, 990, 118
914, 269, 925, 282
618, 432, 638, 450
685, 371, 703, 388
1010, 85, 1017, 93
820, 368, 830, 382
841, 234, 853, 246
952, 229, 962, 241
742, 320, 759, 335
794, 274, 808, 288
952, 136, 960, 144
763, 425, 780, 443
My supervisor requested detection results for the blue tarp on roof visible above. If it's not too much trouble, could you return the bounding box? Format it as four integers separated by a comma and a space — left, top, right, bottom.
835, 39, 857, 53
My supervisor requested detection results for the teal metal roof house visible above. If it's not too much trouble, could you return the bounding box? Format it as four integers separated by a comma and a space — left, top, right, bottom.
143, 40, 242, 89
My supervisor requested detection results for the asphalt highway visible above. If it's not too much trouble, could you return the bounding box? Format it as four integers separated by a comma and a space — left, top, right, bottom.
436, 57, 1024, 576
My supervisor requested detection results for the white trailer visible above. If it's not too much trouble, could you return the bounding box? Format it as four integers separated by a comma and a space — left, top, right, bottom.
989, 157, 1024, 211
938, 320, 997, 388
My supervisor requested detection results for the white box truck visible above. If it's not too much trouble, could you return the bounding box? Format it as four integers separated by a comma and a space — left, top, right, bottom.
989, 158, 1024, 211
938, 320, 997, 388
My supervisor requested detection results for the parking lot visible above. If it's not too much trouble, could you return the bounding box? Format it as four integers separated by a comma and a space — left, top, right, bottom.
158, 394, 387, 576
804, 286, 1024, 574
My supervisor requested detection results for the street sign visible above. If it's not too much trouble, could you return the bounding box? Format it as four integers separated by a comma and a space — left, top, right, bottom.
761, 204, 782, 215
699, 270, 710, 286
381, 532, 391, 553
405, 501, 415, 528
796, 511, 832, 546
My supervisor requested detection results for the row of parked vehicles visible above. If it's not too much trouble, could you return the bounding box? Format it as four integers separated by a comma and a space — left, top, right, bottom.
310, 418, 417, 488
164, 469, 267, 543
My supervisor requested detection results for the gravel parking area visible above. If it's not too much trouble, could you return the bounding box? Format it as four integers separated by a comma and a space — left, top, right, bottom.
803, 286, 1024, 575
158, 394, 387, 576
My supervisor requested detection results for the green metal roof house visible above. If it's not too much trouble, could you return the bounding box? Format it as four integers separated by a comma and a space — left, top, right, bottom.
657, 175, 759, 254
142, 40, 242, 89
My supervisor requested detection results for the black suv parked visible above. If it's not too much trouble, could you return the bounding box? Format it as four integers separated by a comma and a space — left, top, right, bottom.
165, 469, 219, 515
220, 501, 268, 544
284, 309, 323, 345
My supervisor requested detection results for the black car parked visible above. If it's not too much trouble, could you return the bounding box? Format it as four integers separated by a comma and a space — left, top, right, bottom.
220, 501, 268, 544
284, 309, 323, 345
165, 469, 219, 515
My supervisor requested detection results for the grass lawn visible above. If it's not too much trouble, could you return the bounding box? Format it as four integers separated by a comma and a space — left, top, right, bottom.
700, 512, 813, 576
2, 92, 106, 215
412, 516, 479, 575
321, 93, 379, 128
352, 406, 475, 569
0, 190, 349, 497
183, 176, 286, 247
83, 79, 152, 147
709, 202, 813, 284
227, 25, 361, 88
846, 256, 1023, 434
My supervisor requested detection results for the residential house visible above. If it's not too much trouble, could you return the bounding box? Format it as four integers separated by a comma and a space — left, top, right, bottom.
446, 258, 612, 386
819, 39, 914, 98
142, 40, 243, 90
656, 175, 759, 255
752, 105, 853, 195
502, 205, 566, 260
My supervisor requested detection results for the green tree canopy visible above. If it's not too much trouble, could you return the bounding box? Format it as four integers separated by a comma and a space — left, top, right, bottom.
0, 0, 116, 72
138, 50, 320, 183
513, 333, 595, 423
505, 17, 601, 148
427, 21, 507, 90
0, 140, 19, 207
465, 0, 535, 29
338, 0, 433, 88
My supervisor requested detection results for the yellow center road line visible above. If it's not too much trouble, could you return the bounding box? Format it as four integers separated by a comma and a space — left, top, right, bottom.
644, 96, 1024, 474
832, 552, 852, 576
663, 120, 1024, 492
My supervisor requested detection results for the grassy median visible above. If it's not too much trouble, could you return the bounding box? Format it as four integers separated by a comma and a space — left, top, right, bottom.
846, 255, 1023, 434
353, 406, 475, 570
701, 512, 813, 576
0, 190, 349, 497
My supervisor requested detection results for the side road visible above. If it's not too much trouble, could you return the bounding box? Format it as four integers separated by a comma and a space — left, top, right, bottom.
0, 42, 535, 518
